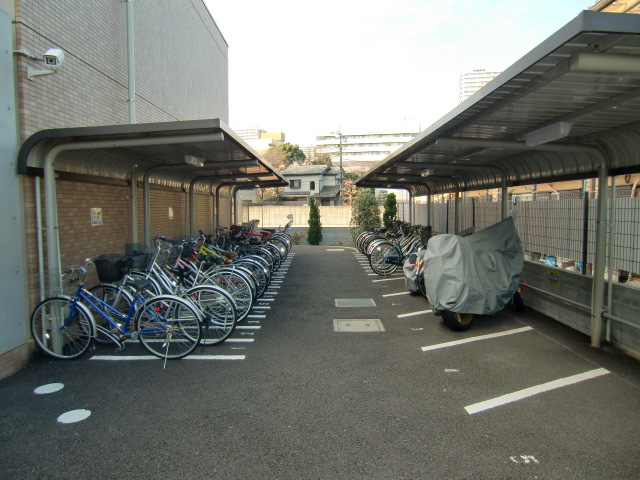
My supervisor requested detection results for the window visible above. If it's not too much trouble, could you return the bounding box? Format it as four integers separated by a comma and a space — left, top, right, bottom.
310, 181, 315, 191
290, 179, 301, 189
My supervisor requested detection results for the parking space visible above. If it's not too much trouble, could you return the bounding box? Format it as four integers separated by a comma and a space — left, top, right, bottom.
1, 245, 639, 479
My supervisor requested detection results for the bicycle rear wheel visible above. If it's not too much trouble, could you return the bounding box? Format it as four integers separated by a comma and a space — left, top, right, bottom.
185, 285, 237, 345
206, 268, 254, 322
369, 243, 400, 276
135, 295, 201, 359
30, 296, 94, 359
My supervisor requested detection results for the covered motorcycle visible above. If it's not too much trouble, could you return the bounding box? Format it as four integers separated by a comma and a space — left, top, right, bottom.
423, 216, 524, 330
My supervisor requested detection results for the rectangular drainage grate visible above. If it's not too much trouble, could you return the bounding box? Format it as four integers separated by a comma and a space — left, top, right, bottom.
335, 298, 376, 307
334, 319, 385, 332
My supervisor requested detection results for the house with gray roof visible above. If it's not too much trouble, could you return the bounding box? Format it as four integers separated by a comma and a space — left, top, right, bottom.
280, 165, 343, 205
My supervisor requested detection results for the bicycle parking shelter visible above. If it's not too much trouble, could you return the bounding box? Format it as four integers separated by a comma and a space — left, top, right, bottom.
356, 11, 640, 349
17, 118, 287, 297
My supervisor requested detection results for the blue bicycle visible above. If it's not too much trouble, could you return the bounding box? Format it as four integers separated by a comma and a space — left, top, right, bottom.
30, 256, 202, 362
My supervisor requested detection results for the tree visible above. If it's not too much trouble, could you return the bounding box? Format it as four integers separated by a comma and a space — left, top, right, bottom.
307, 196, 322, 245
280, 143, 306, 166
382, 192, 397, 230
350, 188, 380, 242
311, 153, 333, 166
263, 145, 286, 170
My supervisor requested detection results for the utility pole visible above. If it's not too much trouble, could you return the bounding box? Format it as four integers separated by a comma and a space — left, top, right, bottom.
337, 129, 344, 205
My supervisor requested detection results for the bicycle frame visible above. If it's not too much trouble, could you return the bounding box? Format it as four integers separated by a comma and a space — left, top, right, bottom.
71, 284, 174, 347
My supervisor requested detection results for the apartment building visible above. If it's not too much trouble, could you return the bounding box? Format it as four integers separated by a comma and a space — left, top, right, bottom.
1, 0, 230, 379
459, 69, 502, 103
315, 122, 421, 173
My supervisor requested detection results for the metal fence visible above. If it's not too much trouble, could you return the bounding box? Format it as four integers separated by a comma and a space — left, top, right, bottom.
400, 196, 640, 278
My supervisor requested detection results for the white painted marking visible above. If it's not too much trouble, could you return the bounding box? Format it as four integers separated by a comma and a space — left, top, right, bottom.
247, 314, 266, 319
252, 306, 270, 310
422, 326, 533, 352
382, 291, 411, 297
258, 298, 275, 302
237, 325, 261, 329
327, 248, 345, 251
465, 368, 610, 414
34, 383, 64, 395
373, 277, 404, 282
90, 355, 245, 361
398, 310, 433, 318
200, 338, 254, 345
57, 409, 91, 424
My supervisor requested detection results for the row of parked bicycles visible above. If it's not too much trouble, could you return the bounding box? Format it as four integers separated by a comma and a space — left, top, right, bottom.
30, 221, 292, 366
356, 218, 525, 331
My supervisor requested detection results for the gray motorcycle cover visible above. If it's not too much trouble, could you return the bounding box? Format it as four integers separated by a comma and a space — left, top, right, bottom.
424, 217, 523, 315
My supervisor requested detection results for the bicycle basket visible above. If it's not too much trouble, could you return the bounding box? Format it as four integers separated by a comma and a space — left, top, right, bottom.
125, 243, 152, 269
94, 254, 131, 283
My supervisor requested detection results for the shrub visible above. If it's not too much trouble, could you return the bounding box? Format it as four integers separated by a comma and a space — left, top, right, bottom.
307, 196, 322, 245
382, 192, 397, 230
350, 189, 380, 242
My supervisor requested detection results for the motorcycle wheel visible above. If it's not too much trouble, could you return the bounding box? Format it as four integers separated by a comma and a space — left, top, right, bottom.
441, 310, 475, 331
511, 292, 525, 312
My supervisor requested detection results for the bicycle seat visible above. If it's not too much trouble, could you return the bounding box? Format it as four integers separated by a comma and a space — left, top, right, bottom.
124, 278, 154, 292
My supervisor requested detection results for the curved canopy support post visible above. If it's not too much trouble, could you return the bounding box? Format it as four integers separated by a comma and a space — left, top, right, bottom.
591, 160, 610, 348
501, 178, 509, 220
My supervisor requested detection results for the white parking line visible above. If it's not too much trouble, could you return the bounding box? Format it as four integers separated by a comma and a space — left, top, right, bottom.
421, 326, 533, 351
382, 291, 411, 297
398, 309, 432, 318
465, 368, 610, 414
90, 355, 246, 361
373, 277, 404, 282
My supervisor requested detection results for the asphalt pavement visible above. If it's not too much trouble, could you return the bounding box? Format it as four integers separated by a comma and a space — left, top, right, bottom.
1, 245, 639, 480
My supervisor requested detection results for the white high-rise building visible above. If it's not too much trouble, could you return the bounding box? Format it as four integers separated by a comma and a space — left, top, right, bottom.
315, 120, 421, 173
459, 69, 501, 103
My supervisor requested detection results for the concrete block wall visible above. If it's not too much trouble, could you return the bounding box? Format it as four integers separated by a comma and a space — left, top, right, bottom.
521, 261, 640, 357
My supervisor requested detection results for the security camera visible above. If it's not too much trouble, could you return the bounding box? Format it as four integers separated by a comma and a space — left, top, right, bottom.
42, 48, 64, 69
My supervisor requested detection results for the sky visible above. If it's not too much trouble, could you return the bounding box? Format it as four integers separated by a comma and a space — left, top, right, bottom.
203, 0, 596, 146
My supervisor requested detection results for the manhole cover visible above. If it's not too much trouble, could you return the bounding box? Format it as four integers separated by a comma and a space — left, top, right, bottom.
334, 319, 385, 332
335, 298, 376, 307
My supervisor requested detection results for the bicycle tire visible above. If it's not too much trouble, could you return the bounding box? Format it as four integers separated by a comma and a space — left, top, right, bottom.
87, 284, 133, 345
369, 243, 400, 276
185, 285, 237, 345
135, 295, 201, 359
30, 296, 94, 360
268, 237, 288, 260
234, 259, 269, 297
205, 267, 254, 322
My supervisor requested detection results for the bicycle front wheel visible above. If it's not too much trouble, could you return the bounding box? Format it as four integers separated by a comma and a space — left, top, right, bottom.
135, 295, 201, 359
30, 296, 94, 359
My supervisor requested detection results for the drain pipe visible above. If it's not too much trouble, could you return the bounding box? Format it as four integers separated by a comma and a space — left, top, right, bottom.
35, 176, 46, 301
125, 0, 136, 123
130, 165, 138, 243
605, 176, 617, 342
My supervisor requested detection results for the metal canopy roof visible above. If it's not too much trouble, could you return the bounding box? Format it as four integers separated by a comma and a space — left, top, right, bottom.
356, 11, 640, 196
17, 118, 287, 189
